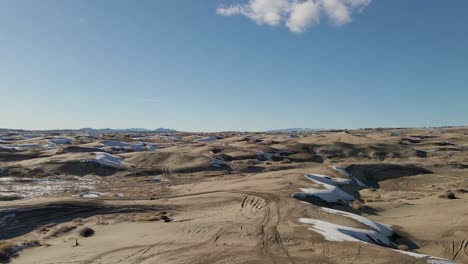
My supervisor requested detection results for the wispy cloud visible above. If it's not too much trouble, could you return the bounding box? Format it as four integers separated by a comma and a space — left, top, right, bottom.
216, 0, 372, 33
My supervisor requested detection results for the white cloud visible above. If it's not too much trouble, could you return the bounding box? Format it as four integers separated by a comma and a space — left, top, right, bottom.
217, 0, 372, 33
286, 1, 321, 33
321, 0, 351, 25
217, 0, 290, 26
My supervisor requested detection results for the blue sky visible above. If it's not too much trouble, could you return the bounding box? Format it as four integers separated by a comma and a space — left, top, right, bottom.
1, 0, 467, 132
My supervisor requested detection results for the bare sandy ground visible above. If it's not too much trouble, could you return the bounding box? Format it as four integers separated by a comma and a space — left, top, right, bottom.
0, 127, 467, 263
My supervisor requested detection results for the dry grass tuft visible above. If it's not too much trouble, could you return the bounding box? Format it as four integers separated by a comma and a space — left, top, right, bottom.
0, 240, 41, 260
0, 240, 16, 260
351, 200, 365, 211
438, 191, 456, 199
398, 244, 409, 251
161, 215, 172, 222
78, 227, 95, 237
44, 225, 77, 239
134, 212, 170, 222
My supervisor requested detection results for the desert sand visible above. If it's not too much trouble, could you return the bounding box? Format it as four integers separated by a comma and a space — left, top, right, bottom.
0, 127, 467, 264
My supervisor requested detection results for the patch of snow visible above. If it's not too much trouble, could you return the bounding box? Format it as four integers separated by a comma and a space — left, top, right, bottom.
320, 207, 393, 236
47, 138, 73, 145
146, 144, 158, 151
197, 136, 223, 142
332, 166, 367, 187
151, 135, 181, 141
1, 142, 59, 151
392, 248, 456, 264
0, 177, 100, 199
299, 218, 395, 247
426, 258, 456, 264
102, 140, 140, 148
93, 152, 129, 168
300, 218, 455, 264
100, 140, 157, 151
79, 191, 107, 198
12, 143, 43, 149
294, 174, 355, 203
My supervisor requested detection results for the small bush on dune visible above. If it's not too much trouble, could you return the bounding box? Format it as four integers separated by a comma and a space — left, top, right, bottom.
0, 240, 41, 260
0, 240, 16, 260
438, 191, 456, 199
78, 227, 95, 237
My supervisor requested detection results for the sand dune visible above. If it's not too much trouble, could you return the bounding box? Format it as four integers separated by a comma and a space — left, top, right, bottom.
0, 128, 467, 263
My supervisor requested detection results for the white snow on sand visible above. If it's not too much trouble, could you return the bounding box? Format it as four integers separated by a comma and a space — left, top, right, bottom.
1, 142, 60, 151
47, 138, 74, 145
320, 207, 393, 236
100, 140, 157, 151
299, 218, 455, 264
197, 136, 223, 142
94, 152, 129, 168
296, 169, 456, 264
79, 191, 108, 198
394, 250, 456, 264
299, 218, 394, 247
0, 176, 101, 199
101, 140, 144, 149
295, 174, 355, 203
332, 166, 367, 187
12, 143, 43, 149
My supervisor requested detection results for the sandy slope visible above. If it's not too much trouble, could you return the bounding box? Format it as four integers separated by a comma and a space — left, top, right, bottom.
0, 128, 467, 263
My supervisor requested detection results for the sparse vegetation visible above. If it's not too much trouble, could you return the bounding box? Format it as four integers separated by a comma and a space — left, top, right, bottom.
0, 240, 40, 261
351, 200, 365, 211
78, 227, 95, 237
0, 195, 22, 201
44, 225, 77, 239
0, 240, 16, 260
438, 191, 456, 199
398, 244, 409, 251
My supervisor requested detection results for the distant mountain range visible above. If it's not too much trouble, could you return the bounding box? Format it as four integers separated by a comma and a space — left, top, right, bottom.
80, 128, 177, 133
265, 128, 323, 133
